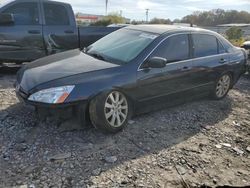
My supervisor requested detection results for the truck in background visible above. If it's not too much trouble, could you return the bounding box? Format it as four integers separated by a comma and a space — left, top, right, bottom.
0, 0, 122, 64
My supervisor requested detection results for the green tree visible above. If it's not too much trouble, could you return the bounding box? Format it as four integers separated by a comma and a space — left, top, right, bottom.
173, 18, 181, 23
91, 19, 112, 26
105, 13, 125, 23
131, 20, 145, 25
226, 26, 244, 40
149, 18, 172, 24
91, 13, 125, 26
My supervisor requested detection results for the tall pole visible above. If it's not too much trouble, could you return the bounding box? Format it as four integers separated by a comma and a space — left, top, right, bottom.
146, 9, 149, 23
105, 0, 108, 15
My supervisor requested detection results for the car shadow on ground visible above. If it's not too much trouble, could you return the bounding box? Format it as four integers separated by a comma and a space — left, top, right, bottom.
0, 86, 234, 187
0, 65, 20, 74
234, 74, 250, 95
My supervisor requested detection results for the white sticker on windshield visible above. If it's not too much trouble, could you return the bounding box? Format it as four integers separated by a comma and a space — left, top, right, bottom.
139, 33, 158, 40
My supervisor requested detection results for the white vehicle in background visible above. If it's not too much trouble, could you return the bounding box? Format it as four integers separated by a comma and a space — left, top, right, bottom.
242, 41, 250, 54
241, 41, 250, 72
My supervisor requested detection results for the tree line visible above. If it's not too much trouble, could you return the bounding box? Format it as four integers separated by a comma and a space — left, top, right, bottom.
179, 9, 250, 26
78, 9, 250, 27
132, 9, 250, 26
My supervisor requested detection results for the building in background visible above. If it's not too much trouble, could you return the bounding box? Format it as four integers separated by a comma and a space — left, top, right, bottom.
172, 23, 250, 38
76, 13, 130, 25
75, 13, 104, 25
202, 24, 250, 37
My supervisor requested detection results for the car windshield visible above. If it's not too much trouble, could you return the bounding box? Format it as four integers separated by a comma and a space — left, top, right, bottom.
0, 0, 13, 8
87, 29, 159, 64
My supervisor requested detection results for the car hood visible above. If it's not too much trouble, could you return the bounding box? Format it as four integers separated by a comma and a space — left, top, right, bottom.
17, 49, 119, 92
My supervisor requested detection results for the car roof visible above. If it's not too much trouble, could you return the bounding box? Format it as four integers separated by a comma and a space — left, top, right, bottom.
126, 24, 212, 34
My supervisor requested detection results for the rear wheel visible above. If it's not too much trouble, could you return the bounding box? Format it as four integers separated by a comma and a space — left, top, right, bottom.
89, 91, 130, 133
212, 73, 232, 100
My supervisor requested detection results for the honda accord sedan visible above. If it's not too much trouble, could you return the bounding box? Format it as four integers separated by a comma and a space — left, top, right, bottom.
15, 25, 247, 133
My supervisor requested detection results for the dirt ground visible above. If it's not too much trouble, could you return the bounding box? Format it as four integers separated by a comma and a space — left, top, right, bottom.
0, 69, 249, 188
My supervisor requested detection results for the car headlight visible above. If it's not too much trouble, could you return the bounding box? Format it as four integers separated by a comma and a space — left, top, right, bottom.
28, 85, 75, 104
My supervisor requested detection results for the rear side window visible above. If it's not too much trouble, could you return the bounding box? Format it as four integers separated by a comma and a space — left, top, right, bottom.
3, 2, 39, 25
153, 34, 190, 63
43, 3, 70, 25
218, 40, 226, 54
192, 34, 218, 58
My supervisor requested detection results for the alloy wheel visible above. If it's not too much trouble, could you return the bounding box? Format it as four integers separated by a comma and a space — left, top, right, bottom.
104, 91, 128, 128
216, 75, 231, 98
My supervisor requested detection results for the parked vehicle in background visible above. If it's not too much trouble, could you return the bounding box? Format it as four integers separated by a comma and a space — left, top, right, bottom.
0, 0, 121, 64
15, 25, 247, 133
241, 41, 250, 56
108, 24, 131, 27
241, 41, 250, 72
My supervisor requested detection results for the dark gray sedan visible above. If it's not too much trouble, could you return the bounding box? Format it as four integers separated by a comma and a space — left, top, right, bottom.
16, 25, 247, 133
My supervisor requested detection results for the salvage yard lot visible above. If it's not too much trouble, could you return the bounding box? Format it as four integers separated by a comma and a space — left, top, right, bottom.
0, 72, 250, 188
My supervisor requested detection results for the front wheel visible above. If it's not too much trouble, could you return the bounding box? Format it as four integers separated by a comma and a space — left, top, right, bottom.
212, 73, 232, 100
89, 91, 130, 133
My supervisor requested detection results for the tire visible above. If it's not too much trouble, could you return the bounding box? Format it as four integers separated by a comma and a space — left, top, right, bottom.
212, 73, 232, 100
89, 90, 130, 133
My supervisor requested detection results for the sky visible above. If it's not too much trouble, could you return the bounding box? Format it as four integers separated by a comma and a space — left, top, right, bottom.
58, 0, 250, 21
0, 0, 250, 20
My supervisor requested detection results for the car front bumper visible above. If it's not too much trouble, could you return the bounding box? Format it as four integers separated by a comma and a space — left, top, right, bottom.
15, 83, 89, 126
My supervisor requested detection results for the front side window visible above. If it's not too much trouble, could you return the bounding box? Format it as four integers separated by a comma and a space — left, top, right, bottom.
87, 29, 158, 64
3, 2, 39, 25
43, 3, 70, 25
192, 34, 218, 58
152, 34, 190, 63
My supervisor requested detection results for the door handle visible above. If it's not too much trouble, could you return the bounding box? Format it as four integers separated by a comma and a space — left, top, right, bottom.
28, 30, 41, 34
64, 30, 74, 34
219, 58, 227, 64
181, 66, 191, 71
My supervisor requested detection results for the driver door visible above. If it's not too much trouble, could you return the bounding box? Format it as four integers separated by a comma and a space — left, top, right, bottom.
136, 33, 196, 108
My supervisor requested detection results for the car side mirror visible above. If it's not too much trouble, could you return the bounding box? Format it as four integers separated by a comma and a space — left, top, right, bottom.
145, 57, 167, 69
0, 13, 14, 25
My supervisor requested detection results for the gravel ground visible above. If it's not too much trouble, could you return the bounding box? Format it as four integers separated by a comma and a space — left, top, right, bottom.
0, 71, 250, 188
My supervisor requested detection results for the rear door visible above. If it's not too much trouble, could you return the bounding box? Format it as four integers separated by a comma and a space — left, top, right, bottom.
0, 1, 45, 62
41, 1, 78, 55
190, 33, 230, 91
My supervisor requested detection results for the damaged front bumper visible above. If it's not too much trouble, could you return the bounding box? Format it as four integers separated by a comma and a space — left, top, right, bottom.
15, 82, 89, 126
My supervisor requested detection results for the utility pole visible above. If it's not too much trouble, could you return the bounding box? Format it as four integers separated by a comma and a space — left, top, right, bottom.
145, 9, 149, 23
105, 0, 108, 15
